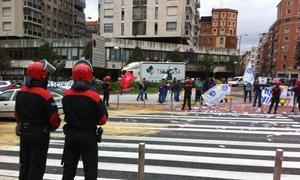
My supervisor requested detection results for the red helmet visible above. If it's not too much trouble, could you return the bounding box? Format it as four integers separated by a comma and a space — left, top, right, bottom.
26, 59, 56, 81
103, 76, 111, 82
72, 60, 93, 82
185, 79, 191, 84
275, 81, 281, 86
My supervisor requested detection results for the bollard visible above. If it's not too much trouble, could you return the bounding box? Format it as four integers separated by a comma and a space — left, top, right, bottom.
273, 149, 283, 180
117, 93, 120, 109
138, 143, 145, 180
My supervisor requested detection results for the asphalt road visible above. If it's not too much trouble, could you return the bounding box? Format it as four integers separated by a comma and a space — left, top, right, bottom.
0, 113, 300, 179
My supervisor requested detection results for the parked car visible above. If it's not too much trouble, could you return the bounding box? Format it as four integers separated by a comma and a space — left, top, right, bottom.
0, 88, 64, 119
228, 76, 244, 87
0, 81, 11, 88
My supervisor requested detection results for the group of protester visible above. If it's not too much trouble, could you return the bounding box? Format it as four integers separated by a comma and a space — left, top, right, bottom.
244, 78, 300, 114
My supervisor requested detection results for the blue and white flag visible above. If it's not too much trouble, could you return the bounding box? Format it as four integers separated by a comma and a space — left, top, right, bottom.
202, 84, 231, 106
243, 62, 254, 85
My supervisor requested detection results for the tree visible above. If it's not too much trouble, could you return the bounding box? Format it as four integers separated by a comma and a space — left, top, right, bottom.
296, 40, 300, 66
200, 53, 215, 78
34, 42, 65, 79
127, 46, 145, 64
0, 49, 11, 78
83, 41, 92, 60
166, 49, 183, 62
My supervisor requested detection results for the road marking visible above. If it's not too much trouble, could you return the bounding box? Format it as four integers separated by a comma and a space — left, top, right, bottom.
0, 156, 299, 180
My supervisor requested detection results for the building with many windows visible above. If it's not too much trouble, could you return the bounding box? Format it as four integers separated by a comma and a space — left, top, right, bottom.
99, 0, 200, 46
268, 0, 300, 78
199, 8, 238, 49
0, 0, 86, 39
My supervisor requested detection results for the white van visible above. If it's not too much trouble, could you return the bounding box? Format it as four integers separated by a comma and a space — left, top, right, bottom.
228, 76, 244, 87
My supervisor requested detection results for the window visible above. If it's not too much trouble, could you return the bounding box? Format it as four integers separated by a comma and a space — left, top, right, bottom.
155, 7, 158, 20
166, 22, 177, 32
155, 22, 158, 35
221, 20, 225, 26
220, 37, 224, 44
221, 12, 226, 18
155, 0, 159, 4
283, 65, 286, 69
133, 0, 147, 5
297, 27, 300, 33
121, 23, 124, 35
220, 28, 225, 35
213, 20, 217, 26
284, 27, 290, 33
104, 9, 113, 18
287, 9, 291, 15
167, 6, 177, 16
0, 90, 13, 101
133, 6, 147, 20
3, 22, 11, 31
284, 36, 289, 42
104, 23, 113, 33
2, 7, 11, 17
121, 9, 125, 21
104, 0, 113, 4
132, 22, 146, 35
122, 0, 125, 5
213, 12, 218, 18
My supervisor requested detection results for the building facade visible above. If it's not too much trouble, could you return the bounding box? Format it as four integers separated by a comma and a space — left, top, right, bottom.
85, 21, 99, 37
99, 0, 200, 46
0, 0, 86, 39
268, 0, 300, 78
199, 8, 238, 49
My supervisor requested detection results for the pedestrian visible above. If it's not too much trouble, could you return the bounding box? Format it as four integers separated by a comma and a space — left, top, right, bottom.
163, 79, 168, 102
158, 79, 165, 104
244, 82, 253, 103
143, 78, 148, 100
268, 81, 282, 114
62, 60, 108, 180
15, 60, 61, 180
292, 79, 300, 113
136, 79, 145, 101
194, 78, 203, 103
203, 77, 216, 93
253, 80, 262, 107
182, 79, 193, 110
102, 76, 111, 106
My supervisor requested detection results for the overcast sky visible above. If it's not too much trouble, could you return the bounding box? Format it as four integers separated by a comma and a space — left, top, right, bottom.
85, 0, 281, 51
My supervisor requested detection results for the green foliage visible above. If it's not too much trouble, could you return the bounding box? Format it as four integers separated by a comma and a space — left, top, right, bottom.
34, 42, 65, 78
200, 53, 214, 78
83, 41, 92, 60
0, 49, 11, 73
127, 46, 145, 64
166, 49, 183, 62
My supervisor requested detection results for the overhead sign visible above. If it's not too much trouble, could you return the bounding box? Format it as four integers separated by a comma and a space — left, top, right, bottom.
92, 34, 105, 68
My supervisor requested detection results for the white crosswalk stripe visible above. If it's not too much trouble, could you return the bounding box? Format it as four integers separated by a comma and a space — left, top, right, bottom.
1, 114, 300, 180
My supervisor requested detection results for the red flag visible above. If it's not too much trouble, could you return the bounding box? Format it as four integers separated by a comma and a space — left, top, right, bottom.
119, 71, 136, 89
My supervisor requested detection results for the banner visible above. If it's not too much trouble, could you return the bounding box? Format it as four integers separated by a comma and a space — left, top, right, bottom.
243, 62, 254, 85
261, 86, 290, 105
119, 71, 136, 89
202, 84, 232, 106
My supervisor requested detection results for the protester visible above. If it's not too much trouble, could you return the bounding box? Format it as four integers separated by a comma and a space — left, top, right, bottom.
62, 60, 108, 179
244, 82, 253, 103
158, 79, 166, 103
15, 60, 61, 179
194, 78, 203, 103
136, 79, 145, 101
268, 81, 282, 114
292, 79, 300, 112
143, 78, 148, 100
102, 76, 111, 106
182, 79, 193, 110
203, 77, 216, 93
173, 79, 181, 102
253, 79, 262, 107
163, 79, 169, 102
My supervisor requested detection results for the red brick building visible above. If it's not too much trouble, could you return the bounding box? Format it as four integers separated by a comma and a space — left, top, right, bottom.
269, 0, 300, 78
199, 8, 238, 49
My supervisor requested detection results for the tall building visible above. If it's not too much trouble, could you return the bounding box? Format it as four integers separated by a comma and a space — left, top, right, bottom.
85, 21, 99, 37
0, 0, 86, 39
99, 0, 200, 46
256, 33, 271, 76
268, 0, 300, 78
199, 8, 238, 49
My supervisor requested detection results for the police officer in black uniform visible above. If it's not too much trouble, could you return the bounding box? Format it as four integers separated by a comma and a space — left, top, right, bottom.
62, 60, 108, 180
15, 60, 61, 180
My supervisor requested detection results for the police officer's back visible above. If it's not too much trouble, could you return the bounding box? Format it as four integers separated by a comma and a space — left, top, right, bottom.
15, 60, 61, 180
62, 60, 108, 180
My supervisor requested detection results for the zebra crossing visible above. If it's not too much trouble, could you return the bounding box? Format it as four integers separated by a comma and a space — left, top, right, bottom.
0, 113, 300, 179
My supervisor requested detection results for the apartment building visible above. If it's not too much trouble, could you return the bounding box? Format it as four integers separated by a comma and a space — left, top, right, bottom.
268, 0, 300, 78
199, 8, 238, 49
99, 0, 200, 46
0, 0, 86, 39
86, 21, 99, 37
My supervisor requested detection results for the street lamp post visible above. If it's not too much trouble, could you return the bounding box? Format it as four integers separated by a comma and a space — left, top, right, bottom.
238, 34, 248, 55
